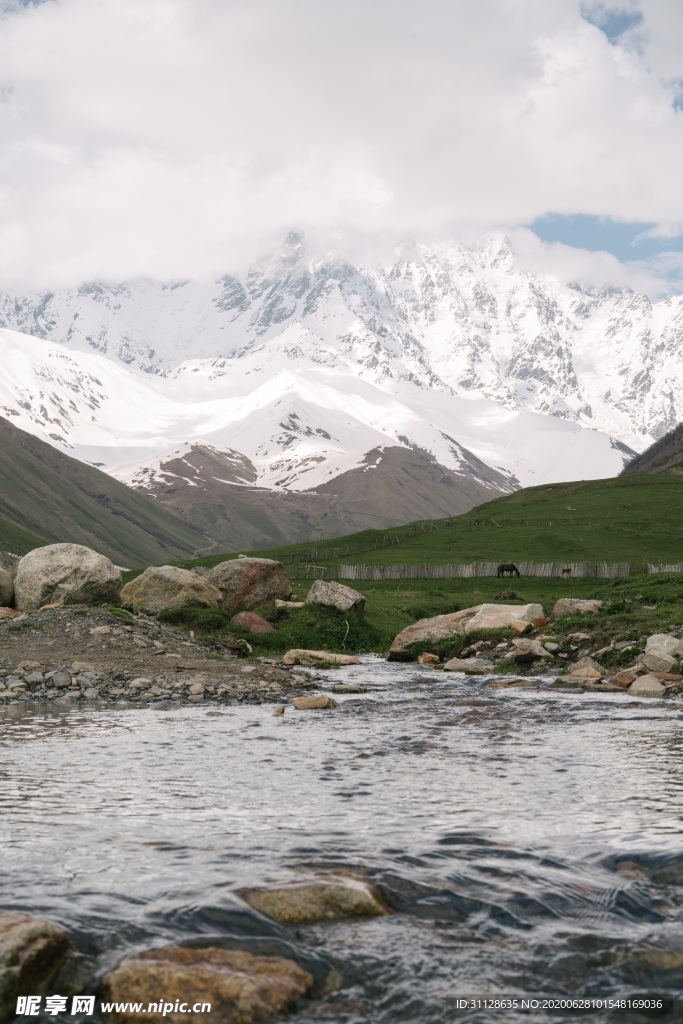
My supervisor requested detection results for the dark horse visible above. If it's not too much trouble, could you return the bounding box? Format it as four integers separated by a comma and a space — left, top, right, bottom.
497, 563, 520, 577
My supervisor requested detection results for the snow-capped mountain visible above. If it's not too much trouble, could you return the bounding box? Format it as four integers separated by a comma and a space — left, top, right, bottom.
0, 326, 630, 496
2, 233, 681, 455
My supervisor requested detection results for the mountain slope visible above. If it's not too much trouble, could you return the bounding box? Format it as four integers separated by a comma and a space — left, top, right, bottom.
0, 326, 633, 495
128, 443, 505, 550
0, 416, 209, 565
1, 234, 681, 451
620, 422, 683, 476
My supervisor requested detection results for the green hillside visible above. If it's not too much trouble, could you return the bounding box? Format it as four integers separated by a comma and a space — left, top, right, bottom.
175, 474, 683, 574
0, 416, 210, 566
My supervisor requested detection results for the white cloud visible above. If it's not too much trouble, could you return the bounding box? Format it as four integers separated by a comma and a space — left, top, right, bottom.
0, 0, 681, 287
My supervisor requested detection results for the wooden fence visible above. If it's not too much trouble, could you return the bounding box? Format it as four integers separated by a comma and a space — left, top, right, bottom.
337, 560, 631, 581
647, 563, 683, 574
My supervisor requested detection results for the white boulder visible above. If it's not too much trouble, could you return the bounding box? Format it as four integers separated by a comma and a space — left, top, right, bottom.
14, 544, 121, 612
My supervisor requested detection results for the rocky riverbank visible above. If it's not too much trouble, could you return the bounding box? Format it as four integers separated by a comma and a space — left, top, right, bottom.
0, 605, 319, 706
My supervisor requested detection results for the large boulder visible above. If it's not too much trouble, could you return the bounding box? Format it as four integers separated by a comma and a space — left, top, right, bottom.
464, 603, 545, 632
207, 557, 292, 611
100, 946, 312, 1024
305, 580, 365, 620
629, 674, 666, 698
387, 603, 545, 661
552, 598, 603, 617
120, 566, 223, 614
0, 568, 13, 607
14, 544, 121, 612
387, 607, 482, 661
0, 912, 73, 1023
641, 649, 678, 674
646, 634, 683, 657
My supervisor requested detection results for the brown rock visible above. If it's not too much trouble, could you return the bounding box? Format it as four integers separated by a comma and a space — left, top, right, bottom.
628, 674, 666, 697
291, 695, 339, 710
609, 668, 640, 688
207, 558, 292, 612
0, 608, 21, 619
0, 912, 72, 1023
510, 620, 532, 635
239, 879, 387, 925
416, 652, 440, 665
281, 650, 359, 667
100, 946, 312, 1023
230, 612, 276, 634
566, 666, 602, 679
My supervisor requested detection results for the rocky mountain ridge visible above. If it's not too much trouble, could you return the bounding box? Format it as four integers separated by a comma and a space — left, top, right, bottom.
1, 233, 680, 452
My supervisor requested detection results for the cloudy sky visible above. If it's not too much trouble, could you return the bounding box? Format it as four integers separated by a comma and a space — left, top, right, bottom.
0, 0, 682, 294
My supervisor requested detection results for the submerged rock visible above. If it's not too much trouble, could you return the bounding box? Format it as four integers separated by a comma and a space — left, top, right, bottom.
442, 657, 494, 674
0, 912, 73, 1024
239, 879, 387, 925
100, 946, 312, 1023
282, 650, 358, 667
291, 695, 339, 709
14, 544, 121, 612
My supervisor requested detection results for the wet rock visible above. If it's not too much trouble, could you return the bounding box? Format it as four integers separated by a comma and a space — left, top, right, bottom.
120, 566, 223, 614
239, 879, 387, 924
488, 679, 535, 688
511, 638, 552, 662
272, 705, 286, 716
230, 612, 276, 634
566, 666, 602, 680
552, 598, 603, 617
331, 683, 367, 693
0, 912, 73, 1023
207, 558, 292, 612
608, 668, 643, 688
641, 650, 678, 674
304, 580, 365, 620
416, 652, 440, 665
568, 656, 605, 675
292, 695, 338, 709
281, 650, 359, 667
14, 544, 122, 612
628, 674, 666, 698
100, 946, 312, 1023
442, 657, 494, 674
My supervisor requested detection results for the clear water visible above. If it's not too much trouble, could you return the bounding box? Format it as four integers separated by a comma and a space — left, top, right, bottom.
2, 658, 683, 1022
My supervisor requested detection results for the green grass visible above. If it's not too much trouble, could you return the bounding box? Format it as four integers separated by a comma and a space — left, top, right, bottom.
154, 573, 683, 659
122, 474, 683, 659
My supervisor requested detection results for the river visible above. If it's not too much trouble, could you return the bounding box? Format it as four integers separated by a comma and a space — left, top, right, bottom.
2, 658, 682, 1022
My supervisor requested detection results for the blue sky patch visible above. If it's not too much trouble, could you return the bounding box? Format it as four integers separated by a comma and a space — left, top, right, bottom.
581, 4, 642, 44
530, 213, 683, 263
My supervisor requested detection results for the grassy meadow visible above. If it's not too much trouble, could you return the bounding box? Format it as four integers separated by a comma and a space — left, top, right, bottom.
140, 474, 683, 660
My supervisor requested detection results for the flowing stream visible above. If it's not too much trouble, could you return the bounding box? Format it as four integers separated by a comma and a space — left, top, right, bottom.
2, 658, 683, 1022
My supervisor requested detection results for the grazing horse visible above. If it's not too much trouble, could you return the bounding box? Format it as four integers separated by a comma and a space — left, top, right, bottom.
561, 566, 572, 577
497, 563, 520, 577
